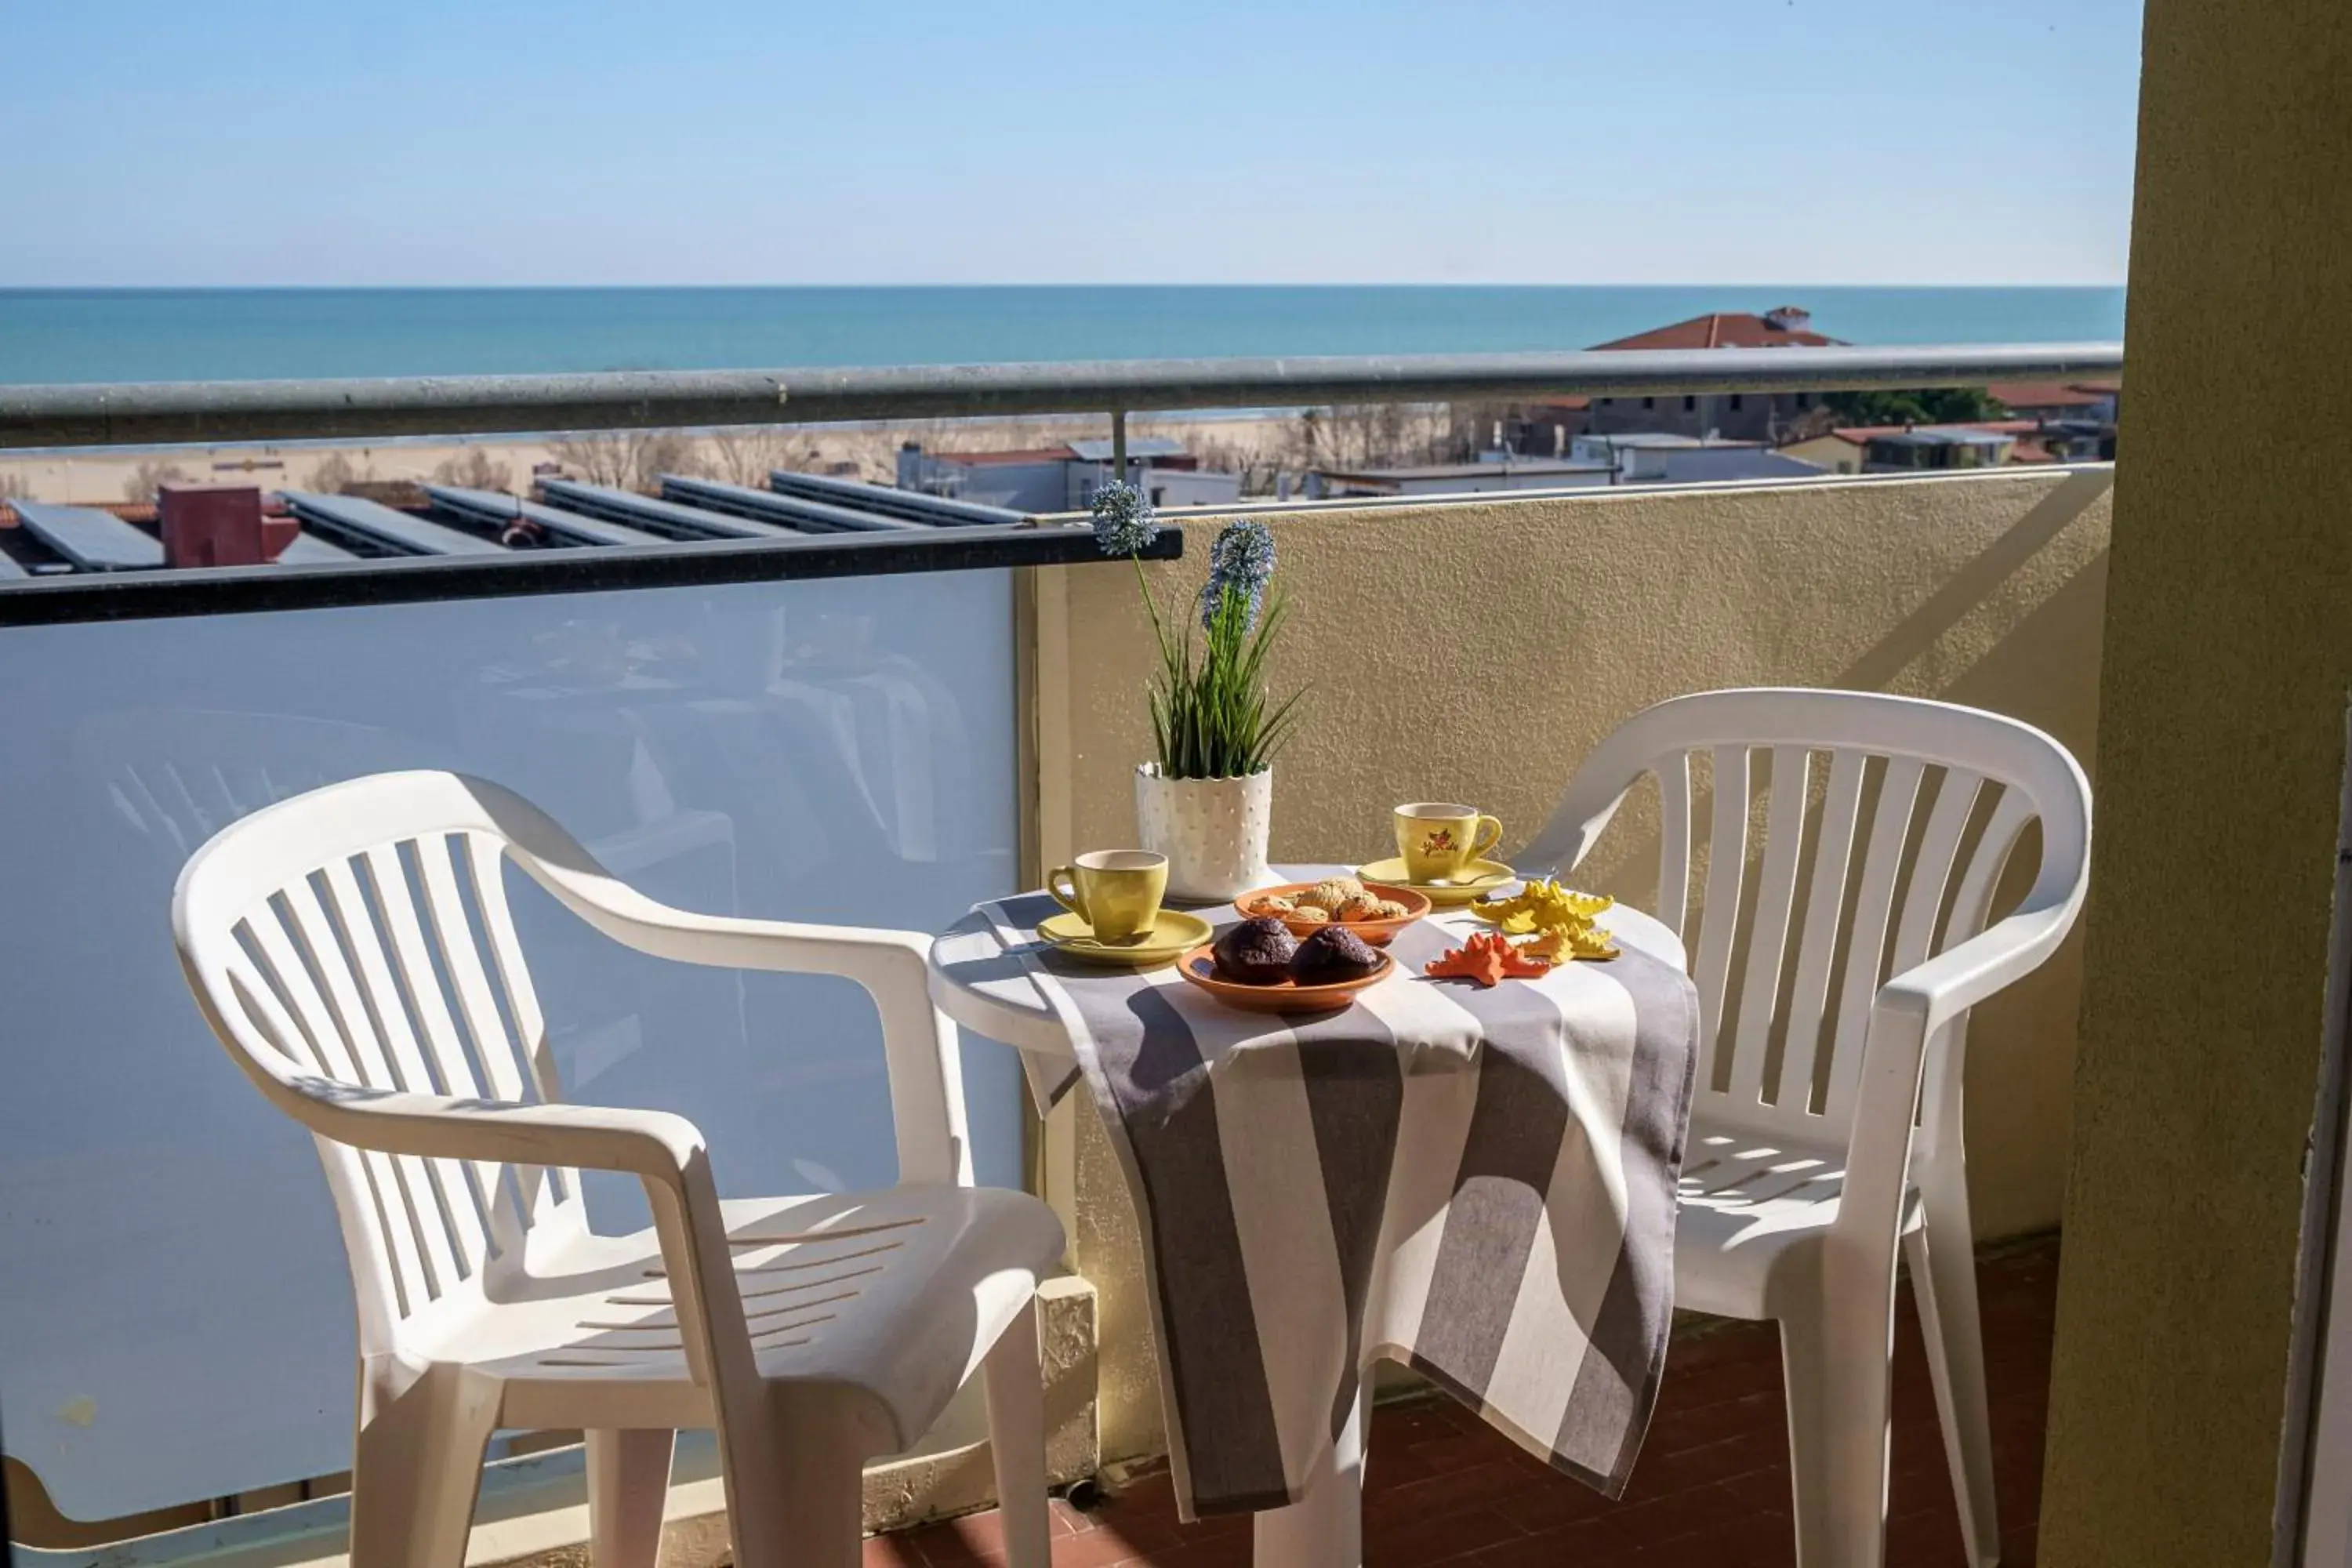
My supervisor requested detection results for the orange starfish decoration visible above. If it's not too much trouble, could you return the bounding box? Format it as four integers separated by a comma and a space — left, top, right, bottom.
1425, 931, 1553, 988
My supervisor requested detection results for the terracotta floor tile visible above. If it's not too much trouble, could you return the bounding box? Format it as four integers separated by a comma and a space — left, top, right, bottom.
864, 1534, 931, 1566
1363, 1458, 1544, 1526
861, 1239, 2060, 1566
1361, 1503, 1523, 1566
1098, 1534, 1255, 1568
1490, 1473, 1618, 1535
1466, 1516, 1646, 1566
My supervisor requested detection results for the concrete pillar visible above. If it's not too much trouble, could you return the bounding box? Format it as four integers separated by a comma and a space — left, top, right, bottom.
2041, 4, 2352, 1564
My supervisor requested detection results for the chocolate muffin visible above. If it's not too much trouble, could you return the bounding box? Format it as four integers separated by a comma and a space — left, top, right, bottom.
1290, 924, 1385, 983
1213, 916, 1299, 985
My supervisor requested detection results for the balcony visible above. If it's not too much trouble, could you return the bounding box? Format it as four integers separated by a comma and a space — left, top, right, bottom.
9, 3, 2351, 1561
0, 338, 2119, 1568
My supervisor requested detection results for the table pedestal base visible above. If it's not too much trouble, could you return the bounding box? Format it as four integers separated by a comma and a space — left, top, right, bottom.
1250, 1385, 1367, 1568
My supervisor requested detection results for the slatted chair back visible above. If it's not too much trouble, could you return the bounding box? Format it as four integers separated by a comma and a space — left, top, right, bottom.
1522, 688, 2091, 1156
173, 771, 582, 1354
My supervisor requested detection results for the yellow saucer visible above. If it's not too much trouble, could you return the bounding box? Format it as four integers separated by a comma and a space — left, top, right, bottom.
1037, 909, 1214, 966
1353, 857, 1517, 906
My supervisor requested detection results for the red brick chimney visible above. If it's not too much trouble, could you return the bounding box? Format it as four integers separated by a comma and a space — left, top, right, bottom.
158, 485, 298, 568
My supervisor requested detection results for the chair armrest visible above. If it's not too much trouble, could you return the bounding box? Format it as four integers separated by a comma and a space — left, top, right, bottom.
1874, 907, 2076, 1040
279, 1080, 709, 1185
1833, 907, 2078, 1250
292, 1078, 775, 1425
502, 830, 970, 1187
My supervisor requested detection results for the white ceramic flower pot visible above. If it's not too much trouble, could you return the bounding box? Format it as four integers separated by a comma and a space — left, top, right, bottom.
1134, 764, 1275, 902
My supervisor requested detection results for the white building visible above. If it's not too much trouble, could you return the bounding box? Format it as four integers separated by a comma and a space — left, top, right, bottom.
895, 437, 1241, 514
1568, 432, 1828, 485
1308, 458, 1615, 499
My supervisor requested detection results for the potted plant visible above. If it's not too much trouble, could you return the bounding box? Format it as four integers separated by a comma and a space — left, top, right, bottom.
1092, 482, 1305, 900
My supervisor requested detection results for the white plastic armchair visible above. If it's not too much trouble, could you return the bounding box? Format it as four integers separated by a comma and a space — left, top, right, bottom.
172, 771, 1065, 1568
1523, 689, 2089, 1568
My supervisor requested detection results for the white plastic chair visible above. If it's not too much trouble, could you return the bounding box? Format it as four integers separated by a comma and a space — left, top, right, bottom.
1523, 689, 2089, 1568
171, 770, 1065, 1568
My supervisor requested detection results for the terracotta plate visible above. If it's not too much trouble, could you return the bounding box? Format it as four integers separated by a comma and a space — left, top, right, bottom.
1232, 880, 1432, 946
1352, 856, 1517, 906
1174, 942, 1393, 1013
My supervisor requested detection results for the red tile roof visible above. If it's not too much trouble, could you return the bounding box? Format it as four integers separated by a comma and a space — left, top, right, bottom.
1589, 311, 1844, 351
1835, 419, 2040, 441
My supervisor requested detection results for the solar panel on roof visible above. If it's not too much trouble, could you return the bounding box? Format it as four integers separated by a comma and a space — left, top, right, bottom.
9, 500, 166, 571
277, 532, 357, 564
764, 469, 1025, 527
280, 492, 506, 556
658, 474, 920, 533
533, 480, 802, 541
425, 485, 665, 548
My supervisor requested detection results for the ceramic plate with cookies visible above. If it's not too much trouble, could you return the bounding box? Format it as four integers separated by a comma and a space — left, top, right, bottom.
1232, 874, 1432, 946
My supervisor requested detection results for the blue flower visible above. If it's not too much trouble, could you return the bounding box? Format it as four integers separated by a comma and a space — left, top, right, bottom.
1090, 481, 1160, 556
1200, 518, 1277, 630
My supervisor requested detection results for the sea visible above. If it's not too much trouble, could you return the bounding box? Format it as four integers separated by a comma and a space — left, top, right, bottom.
0, 286, 2125, 387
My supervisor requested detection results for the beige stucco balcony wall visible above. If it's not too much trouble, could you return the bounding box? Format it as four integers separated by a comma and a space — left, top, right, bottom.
1030, 465, 2114, 1464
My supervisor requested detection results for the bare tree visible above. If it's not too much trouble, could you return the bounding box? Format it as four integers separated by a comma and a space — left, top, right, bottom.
546, 429, 713, 492
306, 452, 379, 493
546, 431, 636, 488
633, 430, 708, 490
0, 472, 31, 501
428, 447, 513, 492
122, 459, 191, 503
706, 426, 823, 488
1277, 402, 1455, 475
1149, 426, 1283, 497
828, 421, 935, 484
1446, 400, 1516, 459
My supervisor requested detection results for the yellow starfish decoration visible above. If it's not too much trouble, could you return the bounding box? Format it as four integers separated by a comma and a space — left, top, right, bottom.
1471, 878, 1611, 928
1472, 877, 1619, 960
1516, 925, 1621, 964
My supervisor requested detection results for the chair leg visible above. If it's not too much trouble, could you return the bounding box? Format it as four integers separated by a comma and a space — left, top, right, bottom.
750, 1399, 869, 1568
588, 1429, 677, 1568
982, 1296, 1053, 1568
1907, 1196, 2000, 1566
350, 1370, 499, 1568
1778, 1296, 1893, 1568
1779, 1312, 1840, 1568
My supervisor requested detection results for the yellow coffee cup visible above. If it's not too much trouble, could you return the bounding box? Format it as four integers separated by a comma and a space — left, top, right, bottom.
1047, 850, 1169, 942
1394, 802, 1504, 883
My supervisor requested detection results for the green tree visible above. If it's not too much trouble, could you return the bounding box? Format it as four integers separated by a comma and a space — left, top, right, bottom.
1824, 387, 2009, 426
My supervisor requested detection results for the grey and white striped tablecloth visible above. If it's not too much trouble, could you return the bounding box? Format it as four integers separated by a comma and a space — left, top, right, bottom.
955, 873, 1698, 1520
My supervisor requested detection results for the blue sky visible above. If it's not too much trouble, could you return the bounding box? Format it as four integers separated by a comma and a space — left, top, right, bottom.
4, 0, 2145, 287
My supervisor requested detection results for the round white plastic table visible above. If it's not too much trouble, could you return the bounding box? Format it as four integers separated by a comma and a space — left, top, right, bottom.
926, 889, 1686, 1568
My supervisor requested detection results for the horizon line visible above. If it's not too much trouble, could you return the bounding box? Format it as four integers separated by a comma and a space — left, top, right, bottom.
0, 280, 2132, 293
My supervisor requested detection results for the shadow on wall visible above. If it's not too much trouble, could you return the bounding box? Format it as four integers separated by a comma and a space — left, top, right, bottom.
1838, 467, 2113, 697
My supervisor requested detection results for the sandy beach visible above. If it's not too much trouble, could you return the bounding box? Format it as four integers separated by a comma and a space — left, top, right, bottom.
0, 408, 1417, 510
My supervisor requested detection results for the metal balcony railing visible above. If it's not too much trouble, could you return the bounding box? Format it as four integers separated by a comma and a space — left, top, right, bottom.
0, 341, 2122, 625
0, 342, 2122, 448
